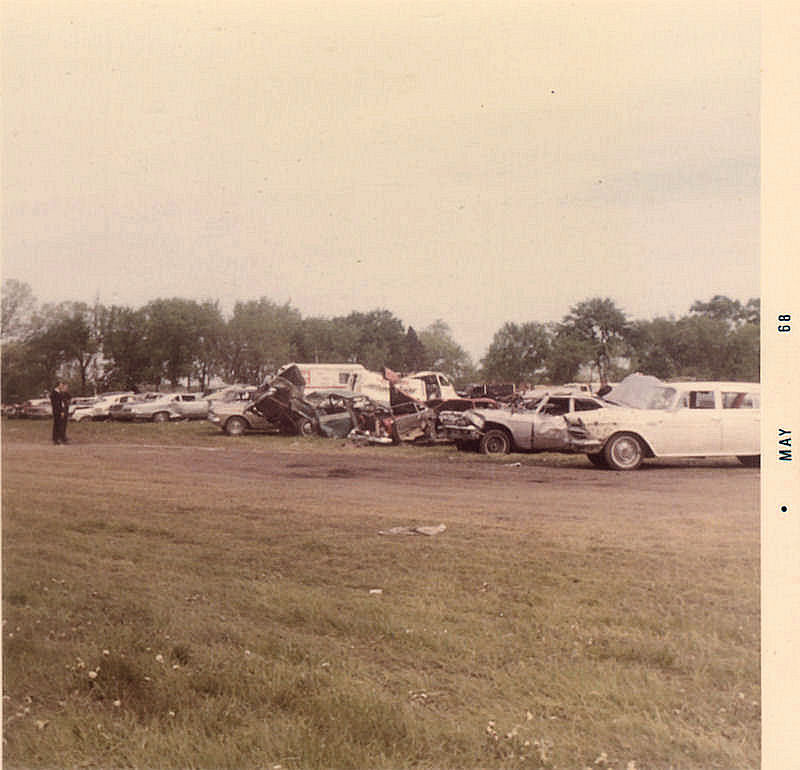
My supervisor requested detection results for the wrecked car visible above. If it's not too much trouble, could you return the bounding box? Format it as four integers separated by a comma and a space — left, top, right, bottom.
440, 390, 607, 455
428, 397, 501, 440
382, 368, 459, 402
305, 390, 395, 443
564, 374, 761, 470
307, 388, 430, 444
250, 365, 318, 435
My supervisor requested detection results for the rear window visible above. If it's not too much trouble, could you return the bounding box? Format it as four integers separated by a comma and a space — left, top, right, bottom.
722, 391, 759, 409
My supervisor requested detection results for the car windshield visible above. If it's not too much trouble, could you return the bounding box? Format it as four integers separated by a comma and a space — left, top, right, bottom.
604, 374, 677, 410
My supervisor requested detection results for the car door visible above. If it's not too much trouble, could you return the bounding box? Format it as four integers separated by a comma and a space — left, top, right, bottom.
650, 389, 722, 455
180, 394, 208, 419
719, 389, 760, 454
531, 397, 573, 450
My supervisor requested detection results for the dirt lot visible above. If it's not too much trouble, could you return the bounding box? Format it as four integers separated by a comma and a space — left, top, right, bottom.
6, 434, 759, 527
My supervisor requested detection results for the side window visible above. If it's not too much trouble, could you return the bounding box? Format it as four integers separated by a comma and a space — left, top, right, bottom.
689, 391, 716, 409
540, 398, 570, 416
574, 399, 602, 411
338, 372, 350, 385
722, 392, 759, 409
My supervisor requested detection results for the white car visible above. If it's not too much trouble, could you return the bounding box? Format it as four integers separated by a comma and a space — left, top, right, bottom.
564, 375, 760, 470
118, 393, 209, 422
71, 392, 135, 421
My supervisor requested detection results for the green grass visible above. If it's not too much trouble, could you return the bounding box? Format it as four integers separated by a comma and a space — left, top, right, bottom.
2, 419, 760, 769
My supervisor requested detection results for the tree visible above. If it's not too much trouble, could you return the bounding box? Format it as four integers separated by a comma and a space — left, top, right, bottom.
560, 297, 629, 384
544, 325, 592, 384
293, 316, 360, 364
418, 320, 475, 381
689, 295, 747, 324
144, 298, 207, 388
53, 301, 101, 394
191, 300, 226, 391
481, 321, 550, 384
1, 279, 36, 342
670, 315, 734, 380
224, 299, 302, 384
726, 322, 760, 381
626, 317, 682, 380
401, 326, 427, 372
15, 301, 101, 394
334, 309, 406, 371
742, 298, 760, 326
99, 305, 151, 391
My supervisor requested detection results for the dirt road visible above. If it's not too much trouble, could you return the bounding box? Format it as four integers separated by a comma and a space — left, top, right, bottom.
6, 437, 760, 538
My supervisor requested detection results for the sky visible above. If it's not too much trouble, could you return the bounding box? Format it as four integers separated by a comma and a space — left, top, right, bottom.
1, 0, 760, 362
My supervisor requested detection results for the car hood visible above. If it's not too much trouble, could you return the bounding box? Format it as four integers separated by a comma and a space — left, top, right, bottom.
602, 373, 677, 410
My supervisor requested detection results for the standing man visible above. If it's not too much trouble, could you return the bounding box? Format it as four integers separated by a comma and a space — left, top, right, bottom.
50, 381, 71, 445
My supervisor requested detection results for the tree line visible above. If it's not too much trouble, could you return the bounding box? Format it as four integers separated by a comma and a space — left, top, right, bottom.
1, 279, 759, 401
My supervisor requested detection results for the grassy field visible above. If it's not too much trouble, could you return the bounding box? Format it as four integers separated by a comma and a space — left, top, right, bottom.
2, 419, 760, 769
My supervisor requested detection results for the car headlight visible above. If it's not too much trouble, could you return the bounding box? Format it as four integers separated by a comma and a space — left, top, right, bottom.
465, 411, 485, 430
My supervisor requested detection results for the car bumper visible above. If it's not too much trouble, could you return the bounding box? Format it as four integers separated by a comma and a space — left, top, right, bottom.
439, 425, 483, 442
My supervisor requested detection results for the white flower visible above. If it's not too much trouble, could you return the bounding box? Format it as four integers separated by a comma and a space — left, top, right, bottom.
155, 654, 164, 664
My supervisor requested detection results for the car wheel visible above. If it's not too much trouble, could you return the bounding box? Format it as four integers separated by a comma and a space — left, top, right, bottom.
479, 428, 512, 455
603, 432, 644, 471
224, 416, 248, 436
586, 452, 608, 468
296, 418, 315, 437
152, 411, 170, 423
737, 455, 760, 468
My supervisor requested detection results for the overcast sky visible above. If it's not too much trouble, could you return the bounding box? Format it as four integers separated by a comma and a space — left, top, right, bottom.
2, 0, 759, 361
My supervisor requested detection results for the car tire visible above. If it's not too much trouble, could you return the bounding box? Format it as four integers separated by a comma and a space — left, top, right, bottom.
603, 432, 644, 471
479, 428, 512, 455
586, 452, 608, 468
152, 411, 170, 423
224, 416, 248, 436
296, 418, 315, 437
390, 422, 402, 445
737, 455, 760, 468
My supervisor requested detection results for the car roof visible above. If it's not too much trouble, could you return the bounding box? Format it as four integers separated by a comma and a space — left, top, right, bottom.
663, 381, 760, 391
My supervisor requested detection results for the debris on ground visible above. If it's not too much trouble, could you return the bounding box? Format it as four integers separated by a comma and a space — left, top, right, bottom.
379, 524, 447, 536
